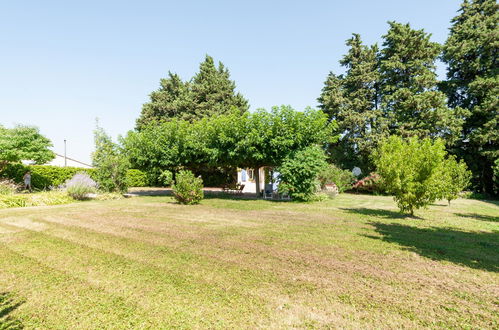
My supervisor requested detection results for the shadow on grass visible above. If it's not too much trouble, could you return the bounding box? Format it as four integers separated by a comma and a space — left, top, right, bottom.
0, 292, 24, 329
454, 213, 499, 223
340, 207, 421, 220
366, 223, 499, 272
131, 189, 293, 203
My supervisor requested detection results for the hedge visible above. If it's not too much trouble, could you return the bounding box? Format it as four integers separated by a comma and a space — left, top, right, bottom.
0, 163, 148, 189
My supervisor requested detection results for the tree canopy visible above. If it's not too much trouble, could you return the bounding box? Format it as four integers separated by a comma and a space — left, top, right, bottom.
442, 0, 498, 195
319, 21, 468, 175
136, 55, 249, 129
318, 34, 383, 171
380, 22, 465, 145
125, 106, 337, 180
374, 136, 470, 215
0, 125, 55, 171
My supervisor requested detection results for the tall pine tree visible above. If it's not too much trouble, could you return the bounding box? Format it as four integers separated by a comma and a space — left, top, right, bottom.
442, 0, 498, 195
136, 55, 248, 129
318, 34, 383, 171
379, 22, 465, 145
191, 55, 249, 118
136, 72, 192, 130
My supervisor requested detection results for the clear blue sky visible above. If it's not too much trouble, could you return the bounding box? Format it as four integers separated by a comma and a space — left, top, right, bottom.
0, 0, 461, 164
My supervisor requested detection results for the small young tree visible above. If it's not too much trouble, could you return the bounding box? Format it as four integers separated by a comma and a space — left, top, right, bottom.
92, 125, 129, 193
277, 146, 328, 201
374, 136, 465, 215
441, 156, 471, 205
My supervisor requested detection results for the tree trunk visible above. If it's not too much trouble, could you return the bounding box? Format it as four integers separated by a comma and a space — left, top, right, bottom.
254, 167, 261, 197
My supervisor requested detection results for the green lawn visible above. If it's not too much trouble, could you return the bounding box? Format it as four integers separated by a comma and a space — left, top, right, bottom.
0, 193, 498, 328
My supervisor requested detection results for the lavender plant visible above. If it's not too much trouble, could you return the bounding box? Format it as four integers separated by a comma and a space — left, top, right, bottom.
63, 172, 98, 200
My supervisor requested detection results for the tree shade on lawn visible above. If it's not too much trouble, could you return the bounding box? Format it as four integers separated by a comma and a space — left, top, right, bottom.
0, 194, 497, 328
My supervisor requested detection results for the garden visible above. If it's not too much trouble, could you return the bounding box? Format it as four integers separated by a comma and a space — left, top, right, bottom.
1, 0, 498, 328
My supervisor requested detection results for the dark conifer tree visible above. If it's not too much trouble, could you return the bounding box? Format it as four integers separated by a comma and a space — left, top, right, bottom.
379, 22, 465, 145
190, 55, 249, 118
442, 0, 498, 195
319, 34, 383, 171
136, 55, 248, 129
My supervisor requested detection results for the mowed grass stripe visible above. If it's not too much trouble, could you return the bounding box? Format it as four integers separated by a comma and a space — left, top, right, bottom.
0, 243, 149, 329
2, 215, 495, 328
0, 226, 416, 328
0, 222, 273, 328
0, 195, 497, 328
0, 218, 427, 328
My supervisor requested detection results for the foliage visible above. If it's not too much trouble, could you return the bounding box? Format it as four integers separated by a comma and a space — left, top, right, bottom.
0, 163, 96, 190
309, 192, 330, 202
172, 170, 204, 205
190, 55, 249, 119
158, 170, 173, 186
125, 106, 337, 193
136, 55, 248, 129
442, 0, 499, 196
126, 169, 149, 187
318, 34, 383, 171
317, 164, 355, 193
277, 146, 328, 201
92, 125, 129, 193
379, 22, 465, 145
0, 124, 55, 171
0, 191, 73, 209
374, 136, 470, 215
0, 178, 19, 195
352, 173, 384, 194
441, 156, 472, 204
63, 173, 98, 200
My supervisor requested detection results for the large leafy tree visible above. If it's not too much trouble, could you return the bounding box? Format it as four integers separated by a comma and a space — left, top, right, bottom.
136, 55, 248, 129
442, 0, 498, 195
125, 106, 337, 193
379, 22, 465, 145
318, 34, 383, 171
0, 125, 55, 171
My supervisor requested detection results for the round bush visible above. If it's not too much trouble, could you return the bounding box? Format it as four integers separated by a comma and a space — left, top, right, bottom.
317, 164, 355, 193
172, 170, 204, 205
126, 169, 148, 187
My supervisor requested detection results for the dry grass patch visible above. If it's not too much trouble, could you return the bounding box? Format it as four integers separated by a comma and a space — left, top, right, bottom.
0, 194, 497, 328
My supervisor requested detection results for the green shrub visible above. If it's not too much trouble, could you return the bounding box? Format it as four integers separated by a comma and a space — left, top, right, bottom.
441, 156, 471, 205
172, 170, 204, 205
126, 169, 148, 187
158, 170, 173, 186
277, 146, 328, 201
374, 136, 471, 215
317, 164, 355, 193
63, 173, 98, 200
0, 163, 96, 189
